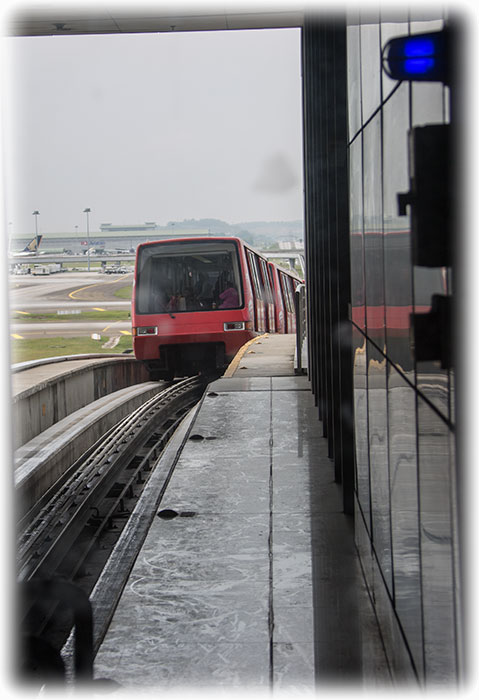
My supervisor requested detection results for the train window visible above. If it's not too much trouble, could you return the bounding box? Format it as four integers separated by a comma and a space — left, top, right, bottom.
136, 241, 243, 313
246, 250, 265, 301
267, 262, 276, 291
279, 271, 294, 313
259, 257, 274, 304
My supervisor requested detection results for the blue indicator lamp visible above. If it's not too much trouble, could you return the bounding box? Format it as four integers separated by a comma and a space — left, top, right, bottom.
382, 29, 450, 83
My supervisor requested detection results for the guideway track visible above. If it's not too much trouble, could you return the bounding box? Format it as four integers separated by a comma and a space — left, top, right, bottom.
19, 376, 205, 581
18, 375, 207, 661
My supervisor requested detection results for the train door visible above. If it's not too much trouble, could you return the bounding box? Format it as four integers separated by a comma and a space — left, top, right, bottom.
288, 276, 298, 333
279, 270, 296, 333
246, 249, 267, 332
258, 257, 276, 332
268, 263, 286, 333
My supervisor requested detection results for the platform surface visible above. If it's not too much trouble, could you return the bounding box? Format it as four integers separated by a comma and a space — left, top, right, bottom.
94, 335, 391, 691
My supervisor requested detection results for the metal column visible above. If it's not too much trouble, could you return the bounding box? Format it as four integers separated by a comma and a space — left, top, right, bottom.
301, 16, 354, 514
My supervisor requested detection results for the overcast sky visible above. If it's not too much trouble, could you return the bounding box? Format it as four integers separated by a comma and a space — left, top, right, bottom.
2, 25, 303, 237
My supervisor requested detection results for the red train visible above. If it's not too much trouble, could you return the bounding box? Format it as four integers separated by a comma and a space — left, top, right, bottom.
132, 236, 302, 379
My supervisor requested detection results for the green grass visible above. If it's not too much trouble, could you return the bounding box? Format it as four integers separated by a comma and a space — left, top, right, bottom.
114, 284, 133, 300
11, 310, 131, 322
11, 334, 133, 364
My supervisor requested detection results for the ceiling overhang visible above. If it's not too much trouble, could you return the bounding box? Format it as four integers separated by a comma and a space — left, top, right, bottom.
2, 4, 448, 38
3, 5, 307, 37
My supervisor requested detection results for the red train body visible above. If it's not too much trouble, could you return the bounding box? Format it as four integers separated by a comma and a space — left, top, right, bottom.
132, 236, 302, 379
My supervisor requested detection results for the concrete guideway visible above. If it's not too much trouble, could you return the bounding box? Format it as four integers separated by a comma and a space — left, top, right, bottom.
15, 382, 164, 520
12, 356, 150, 449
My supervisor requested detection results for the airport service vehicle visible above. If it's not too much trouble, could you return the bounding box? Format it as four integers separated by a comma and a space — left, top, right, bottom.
132, 236, 302, 379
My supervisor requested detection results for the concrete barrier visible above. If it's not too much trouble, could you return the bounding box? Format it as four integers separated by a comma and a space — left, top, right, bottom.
12, 357, 150, 450
15, 382, 162, 520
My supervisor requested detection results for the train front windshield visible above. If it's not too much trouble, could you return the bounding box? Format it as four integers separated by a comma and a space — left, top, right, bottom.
136, 241, 243, 314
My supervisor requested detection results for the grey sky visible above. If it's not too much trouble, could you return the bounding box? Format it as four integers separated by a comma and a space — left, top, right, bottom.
3, 26, 303, 236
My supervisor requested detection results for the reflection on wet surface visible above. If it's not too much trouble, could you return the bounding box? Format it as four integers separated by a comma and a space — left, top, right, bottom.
95, 377, 390, 689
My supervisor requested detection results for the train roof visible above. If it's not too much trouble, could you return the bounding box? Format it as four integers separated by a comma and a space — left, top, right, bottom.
136, 236, 303, 280
137, 235, 244, 246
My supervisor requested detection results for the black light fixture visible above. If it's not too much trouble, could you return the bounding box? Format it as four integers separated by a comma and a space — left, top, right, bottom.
382, 28, 450, 84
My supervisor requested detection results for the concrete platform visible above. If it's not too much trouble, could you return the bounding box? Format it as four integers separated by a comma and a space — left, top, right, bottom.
93, 335, 392, 691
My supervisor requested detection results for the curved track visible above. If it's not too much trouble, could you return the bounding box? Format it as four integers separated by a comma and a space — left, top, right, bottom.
18, 375, 208, 663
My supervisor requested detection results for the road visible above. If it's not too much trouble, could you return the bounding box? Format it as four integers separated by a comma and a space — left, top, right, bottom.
10, 321, 132, 338
9, 271, 133, 339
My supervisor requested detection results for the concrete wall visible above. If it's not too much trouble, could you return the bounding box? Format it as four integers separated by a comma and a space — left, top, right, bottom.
12, 358, 151, 450
15, 382, 162, 520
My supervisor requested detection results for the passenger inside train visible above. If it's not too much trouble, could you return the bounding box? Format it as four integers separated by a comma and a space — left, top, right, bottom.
219, 281, 239, 309
135, 241, 243, 314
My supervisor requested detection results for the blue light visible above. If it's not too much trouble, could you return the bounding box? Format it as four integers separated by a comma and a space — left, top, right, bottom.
404, 37, 435, 58
383, 29, 449, 83
404, 57, 435, 74
403, 37, 436, 75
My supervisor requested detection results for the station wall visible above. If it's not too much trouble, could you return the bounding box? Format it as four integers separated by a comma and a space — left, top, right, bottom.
348, 10, 459, 683
302, 9, 460, 685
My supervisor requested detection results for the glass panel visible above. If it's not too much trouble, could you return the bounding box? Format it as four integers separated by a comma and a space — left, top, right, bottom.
349, 136, 365, 331
347, 24, 361, 140
360, 23, 381, 123
247, 250, 264, 300
136, 240, 242, 313
352, 325, 370, 530
444, 85, 451, 123
449, 368, 455, 426
412, 83, 446, 126
383, 83, 414, 372
259, 257, 274, 303
388, 364, 423, 677
417, 397, 457, 681
414, 266, 449, 419
410, 21, 446, 127
381, 21, 411, 100
363, 116, 385, 350
409, 13, 444, 25
367, 342, 392, 592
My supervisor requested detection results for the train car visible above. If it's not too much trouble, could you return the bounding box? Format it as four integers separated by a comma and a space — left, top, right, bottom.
132, 236, 302, 379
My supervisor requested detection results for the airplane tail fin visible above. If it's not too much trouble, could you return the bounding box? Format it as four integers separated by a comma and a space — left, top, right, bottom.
23, 235, 42, 253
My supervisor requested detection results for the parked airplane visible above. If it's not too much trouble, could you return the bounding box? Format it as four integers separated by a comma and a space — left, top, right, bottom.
11, 235, 44, 257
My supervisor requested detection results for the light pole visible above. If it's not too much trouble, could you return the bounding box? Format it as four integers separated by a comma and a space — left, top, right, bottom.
83, 208, 91, 271
32, 210, 40, 236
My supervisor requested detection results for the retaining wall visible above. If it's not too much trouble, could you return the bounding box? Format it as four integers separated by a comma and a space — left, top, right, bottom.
12, 357, 151, 450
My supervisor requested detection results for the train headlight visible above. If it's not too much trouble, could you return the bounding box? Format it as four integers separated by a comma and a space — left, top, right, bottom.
224, 321, 245, 331
134, 326, 158, 336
